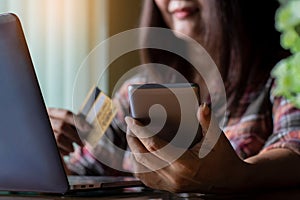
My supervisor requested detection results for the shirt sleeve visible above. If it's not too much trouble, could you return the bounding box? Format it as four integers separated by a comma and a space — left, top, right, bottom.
261, 94, 300, 156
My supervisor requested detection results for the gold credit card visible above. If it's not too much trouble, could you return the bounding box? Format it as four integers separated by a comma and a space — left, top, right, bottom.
79, 86, 117, 148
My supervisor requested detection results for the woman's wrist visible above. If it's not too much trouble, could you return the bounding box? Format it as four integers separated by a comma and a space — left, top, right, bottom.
204, 159, 254, 193
225, 160, 254, 192
243, 149, 300, 189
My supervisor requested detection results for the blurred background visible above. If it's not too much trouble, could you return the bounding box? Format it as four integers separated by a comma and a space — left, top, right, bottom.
3, 0, 297, 112
0, 0, 142, 111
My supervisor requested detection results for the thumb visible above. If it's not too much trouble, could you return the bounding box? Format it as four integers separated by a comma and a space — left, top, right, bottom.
197, 103, 211, 136
196, 103, 224, 158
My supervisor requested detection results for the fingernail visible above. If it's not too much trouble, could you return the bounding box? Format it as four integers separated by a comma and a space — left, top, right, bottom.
202, 103, 210, 116
73, 142, 82, 149
125, 116, 133, 127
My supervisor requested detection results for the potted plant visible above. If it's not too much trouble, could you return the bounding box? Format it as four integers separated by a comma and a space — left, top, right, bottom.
272, 0, 300, 108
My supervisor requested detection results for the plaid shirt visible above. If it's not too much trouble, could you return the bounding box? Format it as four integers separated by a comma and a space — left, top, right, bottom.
65, 71, 300, 175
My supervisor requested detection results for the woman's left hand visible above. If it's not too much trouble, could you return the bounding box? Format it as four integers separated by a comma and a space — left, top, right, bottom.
125, 104, 250, 193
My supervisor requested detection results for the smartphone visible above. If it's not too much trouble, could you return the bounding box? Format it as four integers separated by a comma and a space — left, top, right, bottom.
128, 83, 202, 148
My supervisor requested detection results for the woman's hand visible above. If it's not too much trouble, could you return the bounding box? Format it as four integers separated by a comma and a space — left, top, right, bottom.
125, 104, 249, 193
47, 108, 92, 155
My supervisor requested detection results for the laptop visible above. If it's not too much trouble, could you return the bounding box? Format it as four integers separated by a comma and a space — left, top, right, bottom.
0, 13, 142, 194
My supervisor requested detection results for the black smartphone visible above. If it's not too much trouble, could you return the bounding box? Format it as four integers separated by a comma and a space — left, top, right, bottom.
128, 83, 202, 148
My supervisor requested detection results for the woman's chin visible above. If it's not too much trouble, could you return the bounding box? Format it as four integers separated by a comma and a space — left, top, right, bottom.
172, 21, 201, 41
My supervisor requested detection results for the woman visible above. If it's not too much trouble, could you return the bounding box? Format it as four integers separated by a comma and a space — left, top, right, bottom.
48, 0, 300, 193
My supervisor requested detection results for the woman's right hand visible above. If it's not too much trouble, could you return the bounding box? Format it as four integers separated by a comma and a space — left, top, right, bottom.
47, 108, 92, 155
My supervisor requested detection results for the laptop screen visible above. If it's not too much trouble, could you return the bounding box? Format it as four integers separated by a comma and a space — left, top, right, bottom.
0, 13, 69, 194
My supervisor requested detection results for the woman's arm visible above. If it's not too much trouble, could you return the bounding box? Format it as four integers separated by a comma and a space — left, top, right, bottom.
126, 103, 300, 193
245, 148, 300, 189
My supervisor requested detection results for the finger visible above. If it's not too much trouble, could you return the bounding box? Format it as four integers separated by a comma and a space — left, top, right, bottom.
197, 103, 223, 158
129, 150, 152, 174
73, 114, 93, 133
127, 128, 191, 192
129, 151, 172, 191
196, 103, 211, 135
50, 117, 83, 145
126, 117, 185, 164
197, 103, 221, 135
125, 117, 167, 149
126, 130, 169, 172
50, 118, 84, 146
58, 148, 70, 156
47, 108, 73, 121
47, 108, 92, 132
134, 168, 169, 191
54, 133, 74, 154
